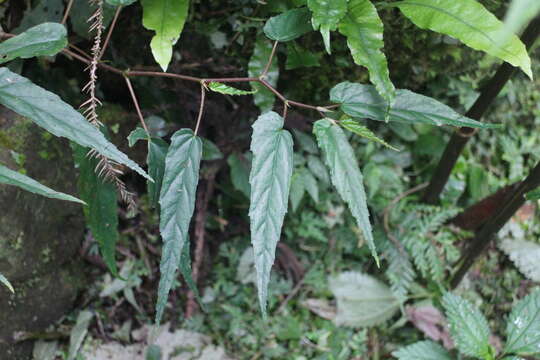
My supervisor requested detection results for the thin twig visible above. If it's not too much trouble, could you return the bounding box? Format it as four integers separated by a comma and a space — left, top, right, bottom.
98, 5, 123, 61
124, 76, 150, 134
61, 0, 75, 25
68, 43, 93, 60
261, 41, 278, 77
194, 84, 206, 135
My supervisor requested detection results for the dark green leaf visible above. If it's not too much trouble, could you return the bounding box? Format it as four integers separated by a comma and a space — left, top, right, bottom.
127, 127, 149, 147
307, 0, 348, 53
442, 292, 492, 358
330, 82, 500, 129
202, 138, 223, 161
314, 118, 377, 263
15, 0, 64, 33
525, 188, 540, 200
249, 112, 294, 315
248, 38, 279, 112
338, 0, 395, 105
339, 119, 399, 151
148, 138, 169, 208
392, 0, 532, 78
289, 169, 306, 212
504, 289, 540, 356
392, 341, 453, 360
179, 238, 205, 311
141, 0, 189, 71
0, 273, 14, 293
207, 82, 256, 96
0, 163, 84, 204
145, 345, 162, 360
263, 8, 312, 42
0, 23, 67, 64
292, 129, 318, 154
285, 42, 320, 70
227, 152, 251, 198
156, 129, 202, 324
69, 0, 117, 40
0, 68, 150, 180
302, 167, 319, 203
73, 144, 119, 276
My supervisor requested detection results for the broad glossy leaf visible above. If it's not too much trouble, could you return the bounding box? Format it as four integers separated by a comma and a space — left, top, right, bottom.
442, 292, 492, 358
330, 82, 500, 129
0, 23, 67, 64
313, 118, 377, 263
156, 129, 202, 324
208, 82, 256, 96
338, 0, 395, 105
0, 273, 14, 293
505, 289, 540, 355
307, 0, 347, 53
249, 112, 294, 315
227, 152, 251, 198
141, 0, 189, 71
248, 38, 279, 112
0, 68, 150, 180
329, 271, 399, 327
0, 163, 84, 204
392, 341, 453, 360
106, 0, 138, 5
393, 0, 532, 78
263, 7, 312, 42
73, 144, 119, 276
340, 118, 399, 151
499, 238, 540, 282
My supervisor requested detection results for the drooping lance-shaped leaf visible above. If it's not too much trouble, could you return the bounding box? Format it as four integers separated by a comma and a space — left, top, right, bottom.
339, 118, 399, 151
0, 163, 85, 204
442, 292, 493, 359
504, 289, 540, 356
156, 129, 202, 324
338, 0, 395, 106
207, 82, 256, 96
307, 0, 348, 53
0, 23, 67, 64
127, 127, 168, 208
391, 0, 532, 79
392, 341, 453, 360
0, 273, 14, 293
140, 0, 189, 71
330, 82, 501, 129
248, 38, 279, 113
72, 144, 120, 277
313, 118, 377, 263
249, 112, 294, 315
263, 7, 313, 42
0, 68, 150, 180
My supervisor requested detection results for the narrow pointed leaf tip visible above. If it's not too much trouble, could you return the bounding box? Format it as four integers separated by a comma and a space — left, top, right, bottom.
0, 22, 67, 64
0, 163, 85, 204
248, 112, 294, 315
313, 118, 378, 265
392, 0, 532, 79
0, 68, 151, 181
331, 82, 501, 129
156, 129, 202, 325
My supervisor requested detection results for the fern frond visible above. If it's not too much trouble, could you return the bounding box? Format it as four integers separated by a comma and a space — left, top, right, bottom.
385, 244, 416, 301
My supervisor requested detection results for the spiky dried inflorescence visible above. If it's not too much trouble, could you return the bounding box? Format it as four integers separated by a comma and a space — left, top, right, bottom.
82, 0, 135, 208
